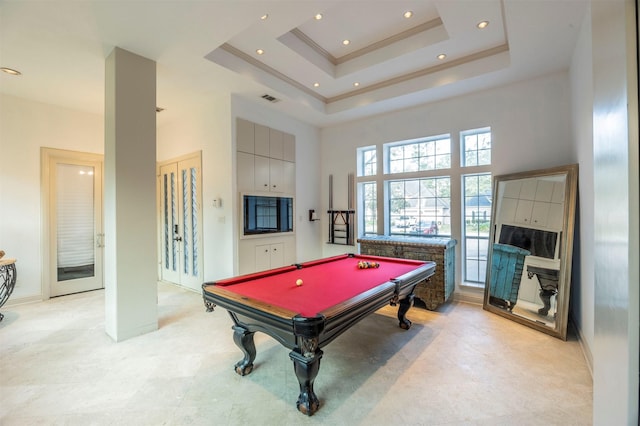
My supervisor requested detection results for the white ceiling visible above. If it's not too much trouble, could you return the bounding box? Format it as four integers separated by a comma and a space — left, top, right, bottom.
0, 0, 587, 128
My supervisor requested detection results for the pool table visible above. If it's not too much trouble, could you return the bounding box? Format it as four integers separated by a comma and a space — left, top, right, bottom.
202, 253, 436, 416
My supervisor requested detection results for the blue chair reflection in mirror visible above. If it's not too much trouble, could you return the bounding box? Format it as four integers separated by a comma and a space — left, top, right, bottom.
489, 243, 530, 311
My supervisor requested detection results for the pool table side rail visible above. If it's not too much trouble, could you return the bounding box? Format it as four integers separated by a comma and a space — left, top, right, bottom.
213, 264, 300, 287
202, 285, 299, 319
394, 261, 436, 299
318, 261, 435, 345
319, 261, 436, 319
202, 285, 302, 348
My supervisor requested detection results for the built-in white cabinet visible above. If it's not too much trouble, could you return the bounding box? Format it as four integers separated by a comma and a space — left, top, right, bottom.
237, 118, 255, 153
251, 156, 291, 193
283, 133, 295, 162
269, 129, 283, 159
500, 178, 564, 231
238, 237, 294, 275
254, 155, 270, 191
237, 152, 255, 191
255, 243, 284, 272
237, 119, 295, 194
236, 118, 297, 275
254, 124, 270, 157
281, 161, 295, 194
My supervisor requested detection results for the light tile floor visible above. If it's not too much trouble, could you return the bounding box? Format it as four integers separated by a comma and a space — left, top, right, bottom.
0, 282, 592, 425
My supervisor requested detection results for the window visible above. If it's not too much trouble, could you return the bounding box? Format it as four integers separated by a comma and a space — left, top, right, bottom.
462, 128, 491, 167
357, 146, 377, 177
386, 135, 451, 173
356, 127, 492, 288
388, 177, 450, 237
463, 174, 492, 284
360, 182, 377, 235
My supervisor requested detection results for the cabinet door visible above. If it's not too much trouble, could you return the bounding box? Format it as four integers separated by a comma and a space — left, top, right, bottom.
514, 199, 534, 224
270, 243, 284, 268
283, 133, 295, 162
281, 161, 295, 194
502, 181, 522, 199
519, 179, 538, 200
269, 158, 284, 192
237, 152, 255, 192
254, 124, 270, 157
499, 197, 518, 223
269, 129, 284, 159
255, 244, 272, 272
530, 201, 550, 227
547, 202, 564, 230
551, 181, 565, 203
254, 156, 270, 191
236, 118, 255, 154
534, 180, 555, 202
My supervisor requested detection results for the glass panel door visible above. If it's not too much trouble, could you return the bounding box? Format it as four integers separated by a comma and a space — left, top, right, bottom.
46, 150, 104, 298
56, 164, 96, 281
159, 153, 202, 290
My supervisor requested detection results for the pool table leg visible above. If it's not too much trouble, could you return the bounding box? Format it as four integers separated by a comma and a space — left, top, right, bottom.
397, 293, 415, 330
289, 349, 323, 416
232, 325, 256, 376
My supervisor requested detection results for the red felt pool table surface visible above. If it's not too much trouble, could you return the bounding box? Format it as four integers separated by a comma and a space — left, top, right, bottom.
213, 254, 426, 317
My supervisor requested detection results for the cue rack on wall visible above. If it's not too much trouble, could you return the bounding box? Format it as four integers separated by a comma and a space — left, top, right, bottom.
327, 174, 355, 245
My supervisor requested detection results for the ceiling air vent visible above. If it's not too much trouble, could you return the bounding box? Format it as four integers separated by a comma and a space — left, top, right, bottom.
261, 94, 280, 103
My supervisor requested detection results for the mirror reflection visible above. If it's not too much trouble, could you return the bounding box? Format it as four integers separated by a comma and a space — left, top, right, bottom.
484, 165, 578, 340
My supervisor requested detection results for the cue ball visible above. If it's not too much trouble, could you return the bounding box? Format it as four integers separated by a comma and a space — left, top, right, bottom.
296, 279, 303, 286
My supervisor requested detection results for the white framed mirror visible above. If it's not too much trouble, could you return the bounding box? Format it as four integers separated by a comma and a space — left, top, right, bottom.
483, 164, 578, 340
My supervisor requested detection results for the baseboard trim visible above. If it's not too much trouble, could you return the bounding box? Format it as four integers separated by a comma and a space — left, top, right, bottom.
453, 290, 484, 305
4, 294, 43, 307
569, 313, 594, 378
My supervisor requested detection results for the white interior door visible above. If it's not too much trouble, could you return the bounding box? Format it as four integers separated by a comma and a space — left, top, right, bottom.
43, 149, 104, 297
159, 153, 203, 289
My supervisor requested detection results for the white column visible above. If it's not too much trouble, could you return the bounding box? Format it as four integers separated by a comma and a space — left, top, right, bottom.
104, 47, 158, 341
592, 1, 639, 423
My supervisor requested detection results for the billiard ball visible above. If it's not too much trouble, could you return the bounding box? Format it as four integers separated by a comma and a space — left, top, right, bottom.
357, 261, 380, 269
296, 279, 303, 286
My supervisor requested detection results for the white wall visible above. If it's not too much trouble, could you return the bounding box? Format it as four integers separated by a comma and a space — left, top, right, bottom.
231, 96, 323, 265
0, 90, 323, 301
569, 6, 595, 371
0, 94, 103, 302
320, 72, 574, 300
156, 92, 235, 288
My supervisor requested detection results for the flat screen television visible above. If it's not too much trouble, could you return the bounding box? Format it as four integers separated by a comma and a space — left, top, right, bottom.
498, 224, 559, 259
243, 194, 293, 235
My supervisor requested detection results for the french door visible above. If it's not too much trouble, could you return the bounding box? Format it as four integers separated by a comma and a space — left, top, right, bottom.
42, 148, 104, 297
159, 153, 203, 289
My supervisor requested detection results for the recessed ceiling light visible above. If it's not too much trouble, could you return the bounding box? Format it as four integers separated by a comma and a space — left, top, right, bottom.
260, 14, 268, 20
477, 21, 489, 29
437, 54, 447, 60
353, 82, 360, 87
0, 67, 21, 76
314, 13, 323, 20
313, 82, 320, 87
256, 49, 264, 55
403, 11, 413, 19
342, 39, 350, 46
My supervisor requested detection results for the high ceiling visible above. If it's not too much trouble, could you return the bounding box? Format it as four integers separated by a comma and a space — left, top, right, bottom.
0, 0, 587, 128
